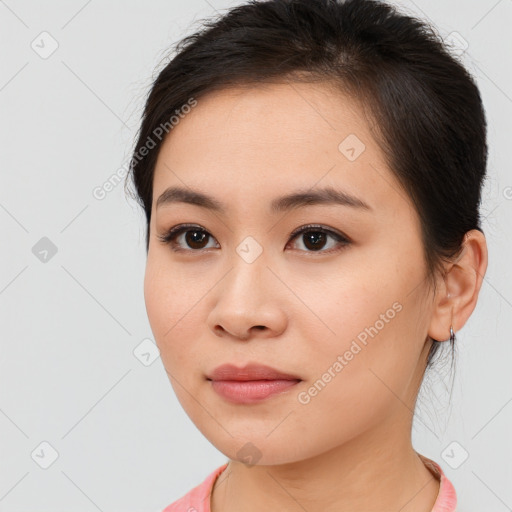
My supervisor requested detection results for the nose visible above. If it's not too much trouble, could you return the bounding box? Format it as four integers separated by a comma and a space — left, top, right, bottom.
207, 257, 288, 341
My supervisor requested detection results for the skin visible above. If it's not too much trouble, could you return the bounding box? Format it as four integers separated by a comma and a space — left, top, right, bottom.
144, 81, 488, 512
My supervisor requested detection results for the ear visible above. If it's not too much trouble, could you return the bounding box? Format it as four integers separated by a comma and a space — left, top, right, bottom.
428, 229, 488, 342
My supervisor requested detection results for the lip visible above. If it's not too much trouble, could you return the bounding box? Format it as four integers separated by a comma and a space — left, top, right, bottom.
206, 363, 302, 404
207, 363, 302, 381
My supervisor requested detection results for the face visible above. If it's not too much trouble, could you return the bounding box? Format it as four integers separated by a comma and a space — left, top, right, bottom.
144, 81, 435, 465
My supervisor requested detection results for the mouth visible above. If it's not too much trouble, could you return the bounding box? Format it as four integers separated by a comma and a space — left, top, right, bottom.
207, 379, 301, 403
206, 363, 302, 404
207, 362, 302, 381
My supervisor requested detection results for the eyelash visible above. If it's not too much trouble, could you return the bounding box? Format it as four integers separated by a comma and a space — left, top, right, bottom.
156, 223, 351, 255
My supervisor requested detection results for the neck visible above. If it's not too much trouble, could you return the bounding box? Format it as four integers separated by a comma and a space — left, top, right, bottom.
211, 419, 440, 512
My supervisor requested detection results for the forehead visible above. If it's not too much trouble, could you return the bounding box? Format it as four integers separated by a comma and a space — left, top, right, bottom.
158, 81, 371, 150
152, 82, 405, 215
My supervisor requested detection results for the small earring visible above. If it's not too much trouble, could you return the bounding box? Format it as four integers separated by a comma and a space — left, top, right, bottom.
449, 325, 455, 343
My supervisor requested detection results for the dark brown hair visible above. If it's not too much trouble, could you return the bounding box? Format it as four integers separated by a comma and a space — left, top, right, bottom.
126, 0, 488, 369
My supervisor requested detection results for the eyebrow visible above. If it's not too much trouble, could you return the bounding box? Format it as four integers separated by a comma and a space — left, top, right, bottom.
156, 185, 372, 214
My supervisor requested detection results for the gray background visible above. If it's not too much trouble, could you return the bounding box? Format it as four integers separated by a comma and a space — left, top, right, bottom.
0, 0, 511, 510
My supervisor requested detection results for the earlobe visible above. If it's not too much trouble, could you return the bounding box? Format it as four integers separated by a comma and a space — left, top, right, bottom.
428, 229, 488, 343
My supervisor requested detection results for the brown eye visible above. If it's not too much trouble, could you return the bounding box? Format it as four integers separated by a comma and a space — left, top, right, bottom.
157, 225, 219, 252
287, 225, 351, 254
183, 230, 209, 249
158, 223, 351, 255
300, 231, 328, 251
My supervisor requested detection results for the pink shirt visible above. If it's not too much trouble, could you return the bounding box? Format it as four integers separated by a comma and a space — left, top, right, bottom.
161, 453, 457, 512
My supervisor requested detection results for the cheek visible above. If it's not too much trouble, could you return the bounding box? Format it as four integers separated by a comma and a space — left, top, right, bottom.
143, 257, 208, 375
143, 260, 206, 420
295, 260, 424, 403
144, 258, 186, 358
143, 259, 169, 339
287, 309, 416, 455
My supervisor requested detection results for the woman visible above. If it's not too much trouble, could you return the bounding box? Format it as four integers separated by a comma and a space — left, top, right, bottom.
127, 0, 489, 510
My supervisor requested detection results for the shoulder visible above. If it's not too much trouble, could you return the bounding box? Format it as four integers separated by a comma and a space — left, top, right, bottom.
159, 463, 229, 512
418, 453, 458, 512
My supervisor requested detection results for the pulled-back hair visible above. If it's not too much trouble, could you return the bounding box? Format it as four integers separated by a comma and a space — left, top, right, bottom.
126, 0, 488, 369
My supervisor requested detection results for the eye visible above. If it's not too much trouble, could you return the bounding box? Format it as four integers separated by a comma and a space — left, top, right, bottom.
157, 223, 351, 254
157, 224, 218, 252
286, 224, 351, 254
